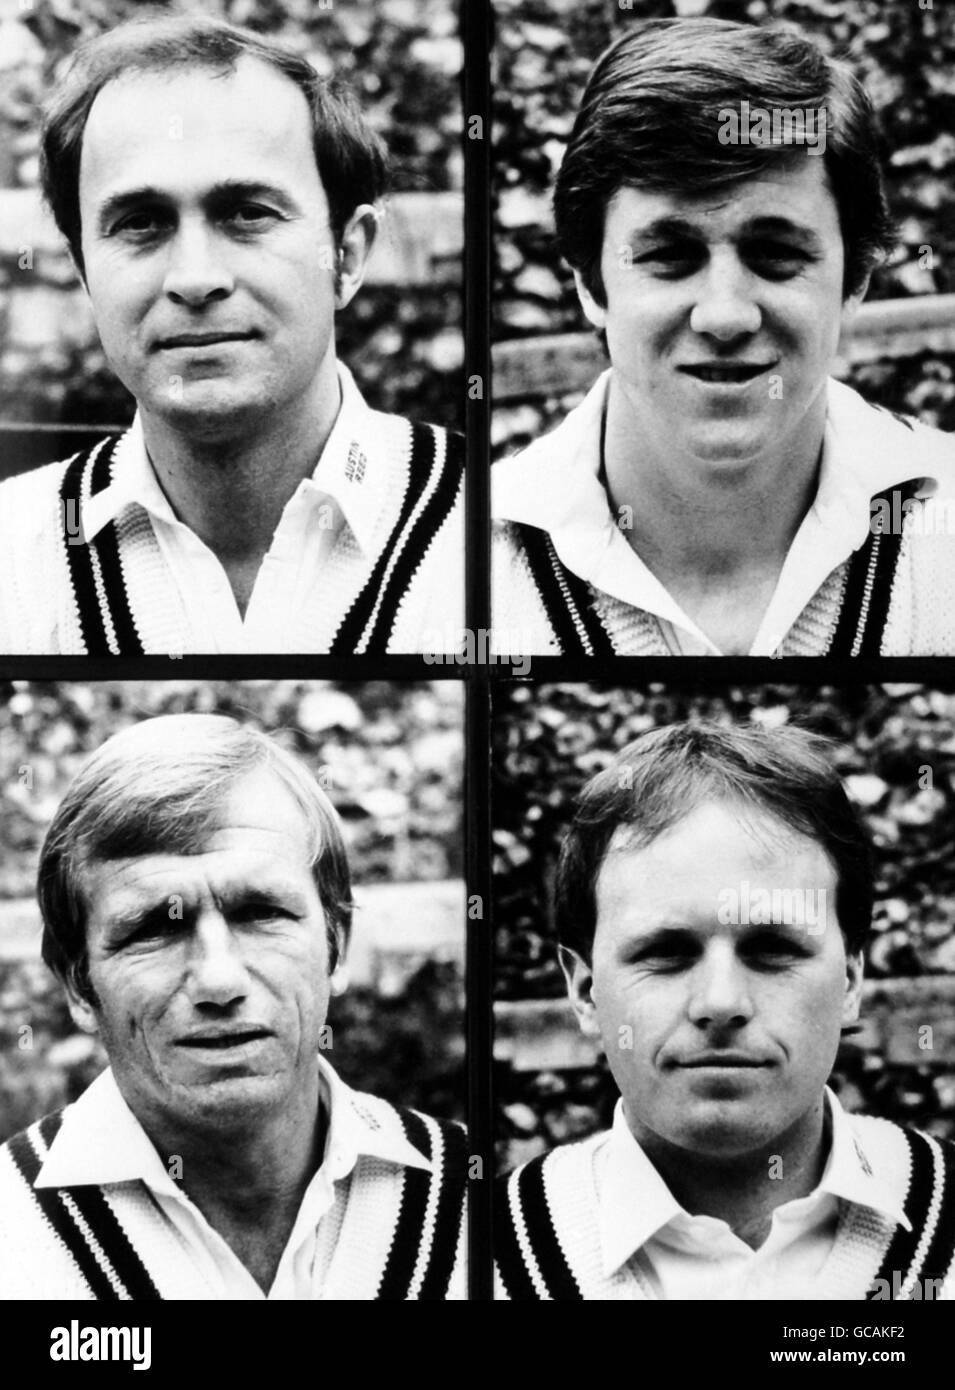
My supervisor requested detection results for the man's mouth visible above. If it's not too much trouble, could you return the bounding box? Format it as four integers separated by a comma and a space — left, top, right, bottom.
677, 1053, 770, 1068
177, 1027, 271, 1049
157, 332, 257, 350
679, 363, 773, 385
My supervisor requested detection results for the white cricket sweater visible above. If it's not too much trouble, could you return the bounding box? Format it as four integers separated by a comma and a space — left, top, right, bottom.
0, 1068, 467, 1301
492, 375, 955, 656
0, 375, 463, 655
495, 1113, 955, 1300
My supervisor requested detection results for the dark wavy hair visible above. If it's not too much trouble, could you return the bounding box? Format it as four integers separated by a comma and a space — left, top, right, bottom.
38, 713, 353, 1005
40, 9, 388, 276
554, 17, 895, 304
555, 721, 874, 961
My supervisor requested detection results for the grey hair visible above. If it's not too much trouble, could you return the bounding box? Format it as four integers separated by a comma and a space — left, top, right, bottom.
38, 713, 352, 1004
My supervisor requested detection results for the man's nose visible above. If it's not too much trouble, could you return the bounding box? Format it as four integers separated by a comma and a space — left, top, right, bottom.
162, 221, 234, 306
185, 911, 248, 1008
687, 943, 754, 1029
689, 252, 761, 341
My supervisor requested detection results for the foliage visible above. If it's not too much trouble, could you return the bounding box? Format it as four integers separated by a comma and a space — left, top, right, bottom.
0, 678, 464, 898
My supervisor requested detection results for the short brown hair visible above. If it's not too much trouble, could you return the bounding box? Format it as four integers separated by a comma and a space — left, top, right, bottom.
555, 721, 874, 961
554, 17, 895, 304
40, 9, 387, 276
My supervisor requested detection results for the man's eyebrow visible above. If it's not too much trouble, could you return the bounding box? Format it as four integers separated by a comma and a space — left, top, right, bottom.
100, 898, 176, 943
623, 216, 703, 245
95, 180, 301, 234
743, 215, 826, 250
622, 213, 826, 252
219, 882, 312, 913
621, 923, 699, 948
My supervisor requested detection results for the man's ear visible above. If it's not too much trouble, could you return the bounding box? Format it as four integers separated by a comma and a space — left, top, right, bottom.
329, 927, 349, 997
334, 203, 380, 311
64, 975, 99, 1036
329, 958, 349, 997
573, 269, 608, 332
842, 948, 864, 1027
838, 272, 871, 344
557, 944, 602, 1039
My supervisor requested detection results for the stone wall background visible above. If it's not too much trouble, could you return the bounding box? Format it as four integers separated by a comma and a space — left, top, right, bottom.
0, 0, 463, 449
492, 0, 955, 457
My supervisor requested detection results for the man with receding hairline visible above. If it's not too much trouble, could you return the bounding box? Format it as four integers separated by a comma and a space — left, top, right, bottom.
0, 714, 466, 1299
495, 722, 955, 1300
493, 17, 955, 657
0, 12, 463, 655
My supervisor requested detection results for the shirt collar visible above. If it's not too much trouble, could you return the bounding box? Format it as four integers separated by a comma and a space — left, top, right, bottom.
35, 1054, 431, 1195
81, 362, 384, 557
598, 1087, 910, 1279
493, 370, 952, 650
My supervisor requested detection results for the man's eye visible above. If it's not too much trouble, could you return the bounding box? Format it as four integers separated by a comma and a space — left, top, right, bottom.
113, 211, 166, 238
229, 901, 293, 924
746, 241, 811, 275
745, 934, 808, 963
637, 245, 701, 274
116, 919, 180, 948
227, 204, 278, 228
632, 943, 697, 969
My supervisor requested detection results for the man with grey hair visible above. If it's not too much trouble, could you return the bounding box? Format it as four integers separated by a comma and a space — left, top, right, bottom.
0, 714, 466, 1299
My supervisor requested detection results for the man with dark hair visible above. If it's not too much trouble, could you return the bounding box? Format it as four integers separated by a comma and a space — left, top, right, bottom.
493, 18, 955, 656
495, 722, 955, 1300
0, 13, 463, 654
0, 715, 467, 1299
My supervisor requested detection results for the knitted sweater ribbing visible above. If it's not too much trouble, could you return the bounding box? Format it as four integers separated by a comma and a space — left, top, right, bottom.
492, 511, 955, 657
0, 1095, 467, 1300
495, 1116, 955, 1300
0, 415, 463, 655
491, 378, 955, 657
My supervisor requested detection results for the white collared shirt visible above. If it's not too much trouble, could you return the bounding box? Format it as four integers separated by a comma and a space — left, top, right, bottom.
593, 1088, 910, 1300
0, 361, 464, 654
34, 1058, 431, 1300
493, 371, 955, 655
81, 364, 388, 653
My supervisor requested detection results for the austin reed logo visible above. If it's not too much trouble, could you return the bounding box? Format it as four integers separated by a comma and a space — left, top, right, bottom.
717, 881, 828, 934
50, 1321, 151, 1370
717, 100, 827, 156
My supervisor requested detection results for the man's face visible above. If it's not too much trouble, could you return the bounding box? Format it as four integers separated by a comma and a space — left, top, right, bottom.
576, 159, 863, 473
78, 57, 348, 440
69, 767, 344, 1140
562, 799, 863, 1163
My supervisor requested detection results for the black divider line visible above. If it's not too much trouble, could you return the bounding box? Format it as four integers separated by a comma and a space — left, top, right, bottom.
463, 0, 493, 1303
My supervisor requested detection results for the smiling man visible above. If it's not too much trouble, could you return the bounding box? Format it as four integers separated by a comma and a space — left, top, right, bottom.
495, 723, 955, 1300
492, 19, 955, 656
0, 715, 466, 1299
0, 14, 463, 654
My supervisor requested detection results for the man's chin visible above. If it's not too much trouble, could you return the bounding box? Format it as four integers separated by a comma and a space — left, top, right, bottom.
666, 1099, 788, 1159
148, 387, 270, 442
678, 425, 776, 473
177, 1075, 294, 1129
